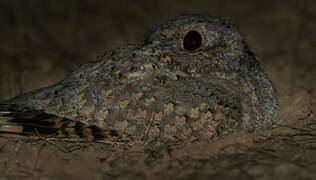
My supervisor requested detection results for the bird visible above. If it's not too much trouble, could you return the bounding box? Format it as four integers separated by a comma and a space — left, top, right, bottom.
0, 14, 279, 144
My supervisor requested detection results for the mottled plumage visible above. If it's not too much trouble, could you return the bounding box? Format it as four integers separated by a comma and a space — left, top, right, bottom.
0, 14, 279, 144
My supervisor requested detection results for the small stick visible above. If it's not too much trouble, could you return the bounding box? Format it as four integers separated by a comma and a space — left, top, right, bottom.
33, 128, 69, 153
111, 126, 127, 147
45, 138, 126, 145
0, 134, 126, 145
143, 92, 159, 143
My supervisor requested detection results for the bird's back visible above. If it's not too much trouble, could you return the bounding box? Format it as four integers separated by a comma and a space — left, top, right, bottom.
0, 14, 279, 144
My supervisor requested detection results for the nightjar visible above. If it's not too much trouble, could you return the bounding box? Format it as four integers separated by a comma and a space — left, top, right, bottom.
0, 14, 279, 144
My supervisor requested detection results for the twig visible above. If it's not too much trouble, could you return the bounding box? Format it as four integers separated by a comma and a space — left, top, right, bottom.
143, 92, 160, 143
33, 143, 44, 172
0, 134, 127, 146
44, 137, 126, 145
111, 126, 127, 147
33, 128, 69, 153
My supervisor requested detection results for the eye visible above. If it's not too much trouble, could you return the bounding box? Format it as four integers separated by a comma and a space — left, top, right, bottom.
183, 30, 202, 51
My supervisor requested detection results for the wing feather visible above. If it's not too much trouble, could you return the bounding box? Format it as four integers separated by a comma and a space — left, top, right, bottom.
0, 104, 118, 140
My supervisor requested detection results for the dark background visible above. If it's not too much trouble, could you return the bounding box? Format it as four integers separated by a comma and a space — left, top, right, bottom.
0, 0, 315, 100
0, 1, 315, 179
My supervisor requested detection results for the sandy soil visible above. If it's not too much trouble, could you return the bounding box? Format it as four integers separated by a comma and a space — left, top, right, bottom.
0, 1, 315, 179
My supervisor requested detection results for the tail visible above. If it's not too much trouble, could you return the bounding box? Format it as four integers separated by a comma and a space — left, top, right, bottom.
0, 104, 119, 141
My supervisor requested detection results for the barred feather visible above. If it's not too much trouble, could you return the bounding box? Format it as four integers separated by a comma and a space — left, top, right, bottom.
0, 104, 118, 140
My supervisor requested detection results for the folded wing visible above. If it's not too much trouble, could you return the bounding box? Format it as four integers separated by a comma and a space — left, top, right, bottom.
0, 104, 118, 141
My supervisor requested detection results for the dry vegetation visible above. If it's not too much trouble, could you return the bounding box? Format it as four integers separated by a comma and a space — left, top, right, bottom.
0, 0, 315, 179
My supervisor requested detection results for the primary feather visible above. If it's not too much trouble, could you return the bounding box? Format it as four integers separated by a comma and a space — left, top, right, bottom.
0, 104, 118, 140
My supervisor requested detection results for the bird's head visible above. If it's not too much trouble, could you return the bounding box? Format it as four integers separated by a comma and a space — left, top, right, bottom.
144, 14, 251, 73
144, 14, 279, 132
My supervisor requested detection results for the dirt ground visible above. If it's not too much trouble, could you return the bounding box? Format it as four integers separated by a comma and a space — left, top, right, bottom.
0, 0, 315, 179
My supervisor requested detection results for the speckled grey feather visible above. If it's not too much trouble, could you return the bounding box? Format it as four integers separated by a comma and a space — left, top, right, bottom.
0, 14, 279, 143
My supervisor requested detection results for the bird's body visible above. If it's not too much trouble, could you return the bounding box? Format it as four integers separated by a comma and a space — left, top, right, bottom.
0, 14, 279, 144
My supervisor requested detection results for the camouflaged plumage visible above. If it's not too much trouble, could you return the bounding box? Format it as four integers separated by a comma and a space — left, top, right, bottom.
0, 14, 279, 144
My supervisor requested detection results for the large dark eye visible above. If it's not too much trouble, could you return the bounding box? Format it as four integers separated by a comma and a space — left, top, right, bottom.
183, 30, 202, 51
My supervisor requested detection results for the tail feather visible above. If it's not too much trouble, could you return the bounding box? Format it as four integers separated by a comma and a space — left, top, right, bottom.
0, 104, 119, 141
